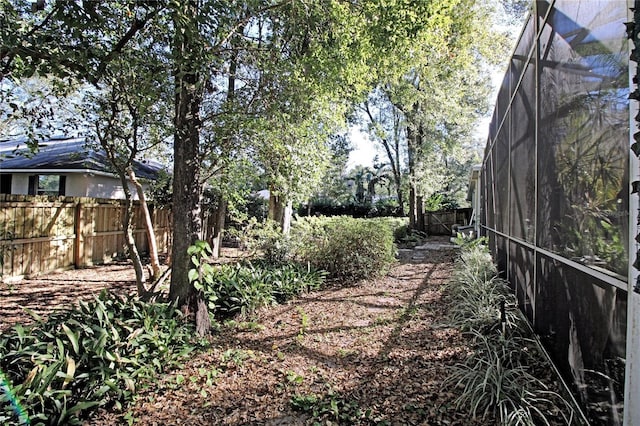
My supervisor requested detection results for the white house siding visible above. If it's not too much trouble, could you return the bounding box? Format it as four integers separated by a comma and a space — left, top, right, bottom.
65, 174, 88, 197
4, 172, 149, 200
86, 174, 126, 199
10, 174, 29, 195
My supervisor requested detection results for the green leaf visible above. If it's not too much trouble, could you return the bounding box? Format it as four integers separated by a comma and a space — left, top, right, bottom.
67, 400, 102, 415
61, 324, 80, 355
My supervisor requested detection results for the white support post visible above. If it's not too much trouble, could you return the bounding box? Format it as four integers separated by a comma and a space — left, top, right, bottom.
624, 1, 640, 421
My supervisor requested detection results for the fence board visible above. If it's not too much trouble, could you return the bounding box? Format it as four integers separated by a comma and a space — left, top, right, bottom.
424, 208, 473, 235
0, 194, 171, 279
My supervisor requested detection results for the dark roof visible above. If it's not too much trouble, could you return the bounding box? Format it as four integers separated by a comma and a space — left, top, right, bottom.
0, 137, 164, 180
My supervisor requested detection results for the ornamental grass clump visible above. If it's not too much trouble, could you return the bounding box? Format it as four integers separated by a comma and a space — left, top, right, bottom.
448, 331, 574, 426
448, 241, 516, 333
446, 241, 575, 426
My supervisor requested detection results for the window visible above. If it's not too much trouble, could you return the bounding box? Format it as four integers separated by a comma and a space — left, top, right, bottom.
28, 175, 66, 196
0, 174, 11, 194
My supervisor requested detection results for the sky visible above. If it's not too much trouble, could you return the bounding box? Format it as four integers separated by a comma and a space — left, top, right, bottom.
346, 126, 377, 170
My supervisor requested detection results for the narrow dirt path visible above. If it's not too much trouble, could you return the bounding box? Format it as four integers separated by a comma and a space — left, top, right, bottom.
90, 244, 483, 425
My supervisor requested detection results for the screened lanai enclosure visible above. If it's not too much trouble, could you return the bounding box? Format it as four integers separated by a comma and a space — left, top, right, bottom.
480, 1, 640, 425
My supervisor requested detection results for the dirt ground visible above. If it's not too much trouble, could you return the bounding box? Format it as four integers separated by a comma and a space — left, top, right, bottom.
80, 241, 491, 425
1, 262, 140, 332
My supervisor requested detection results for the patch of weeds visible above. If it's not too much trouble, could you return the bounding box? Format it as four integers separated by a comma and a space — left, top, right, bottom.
223, 319, 238, 329
337, 348, 357, 358
285, 370, 305, 386
197, 367, 220, 386
398, 305, 419, 319
236, 321, 265, 332
220, 348, 254, 367
123, 409, 137, 426
290, 390, 382, 425
373, 316, 394, 326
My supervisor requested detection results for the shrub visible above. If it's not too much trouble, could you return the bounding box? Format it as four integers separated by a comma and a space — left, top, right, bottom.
210, 263, 277, 317
0, 292, 202, 425
369, 216, 408, 242
211, 262, 325, 317
298, 217, 396, 282
189, 241, 326, 319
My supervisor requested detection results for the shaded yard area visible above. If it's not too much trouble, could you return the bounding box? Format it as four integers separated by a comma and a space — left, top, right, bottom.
2, 239, 564, 425
1, 263, 139, 333
84, 243, 488, 425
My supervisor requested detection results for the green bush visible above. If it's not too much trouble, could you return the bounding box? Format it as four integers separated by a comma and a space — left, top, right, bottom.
0, 292, 202, 425
189, 241, 326, 319
298, 217, 396, 282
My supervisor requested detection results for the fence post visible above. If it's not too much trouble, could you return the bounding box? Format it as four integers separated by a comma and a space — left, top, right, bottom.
74, 199, 83, 268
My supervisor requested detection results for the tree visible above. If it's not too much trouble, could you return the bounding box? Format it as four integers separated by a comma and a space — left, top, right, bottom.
307, 133, 353, 208
2, 0, 483, 334
361, 89, 407, 213
86, 50, 171, 295
358, 0, 510, 229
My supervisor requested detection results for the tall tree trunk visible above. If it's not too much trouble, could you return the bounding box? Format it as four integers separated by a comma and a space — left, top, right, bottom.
127, 167, 161, 280
268, 189, 292, 234
211, 198, 227, 258
123, 197, 147, 296
395, 175, 404, 216
282, 200, 293, 235
364, 101, 405, 215
408, 185, 417, 230
416, 195, 424, 232
169, 0, 210, 336
407, 125, 418, 230
98, 136, 148, 297
268, 188, 284, 224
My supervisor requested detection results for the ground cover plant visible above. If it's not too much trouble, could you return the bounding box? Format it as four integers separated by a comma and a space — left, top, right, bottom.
0, 292, 205, 425
445, 237, 580, 425
188, 239, 327, 319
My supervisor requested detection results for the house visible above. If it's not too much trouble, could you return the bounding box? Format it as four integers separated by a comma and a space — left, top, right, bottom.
0, 136, 164, 199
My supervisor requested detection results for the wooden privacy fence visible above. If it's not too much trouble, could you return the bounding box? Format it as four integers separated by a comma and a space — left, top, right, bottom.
423, 208, 472, 235
0, 194, 171, 280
